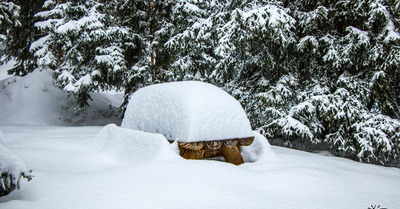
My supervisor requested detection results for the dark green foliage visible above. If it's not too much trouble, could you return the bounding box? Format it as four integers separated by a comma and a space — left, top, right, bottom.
0, 0, 45, 76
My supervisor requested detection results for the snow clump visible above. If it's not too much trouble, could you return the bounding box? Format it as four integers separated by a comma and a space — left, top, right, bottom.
93, 124, 180, 162
122, 81, 253, 142
0, 131, 33, 197
241, 131, 279, 163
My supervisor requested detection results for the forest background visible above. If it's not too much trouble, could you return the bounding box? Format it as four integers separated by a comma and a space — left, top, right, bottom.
1, 0, 400, 167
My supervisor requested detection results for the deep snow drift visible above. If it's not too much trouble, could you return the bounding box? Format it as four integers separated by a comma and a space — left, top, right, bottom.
94, 124, 273, 163
0, 67, 123, 126
122, 81, 253, 142
0, 60, 14, 81
0, 126, 399, 209
94, 124, 180, 162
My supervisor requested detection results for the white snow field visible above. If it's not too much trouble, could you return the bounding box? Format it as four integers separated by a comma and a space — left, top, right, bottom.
122, 81, 253, 142
0, 125, 399, 209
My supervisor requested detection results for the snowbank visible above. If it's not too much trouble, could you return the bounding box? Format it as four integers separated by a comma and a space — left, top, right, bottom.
0, 131, 3, 144
0, 69, 123, 125
122, 81, 253, 142
0, 131, 33, 197
0, 60, 15, 81
241, 131, 279, 163
94, 125, 274, 164
93, 124, 180, 162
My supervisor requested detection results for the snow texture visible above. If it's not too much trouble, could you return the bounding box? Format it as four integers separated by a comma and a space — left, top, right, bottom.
241, 131, 279, 163
0, 143, 29, 180
0, 126, 399, 209
0, 60, 14, 81
94, 124, 274, 164
93, 124, 180, 162
0, 69, 66, 125
122, 81, 253, 142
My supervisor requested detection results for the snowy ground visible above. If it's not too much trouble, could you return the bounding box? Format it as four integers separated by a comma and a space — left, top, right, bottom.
0, 125, 399, 209
0, 60, 15, 80
0, 64, 123, 126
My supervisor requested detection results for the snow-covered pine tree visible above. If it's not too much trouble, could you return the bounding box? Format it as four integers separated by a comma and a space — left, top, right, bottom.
147, 0, 173, 69
214, 1, 297, 132
366, 0, 400, 118
109, 0, 173, 108
145, 0, 174, 84
164, 0, 218, 82
32, 0, 114, 107
256, 0, 400, 165
214, 0, 297, 85
0, 0, 45, 76
32, 0, 148, 108
0, 1, 20, 43
320, 0, 400, 118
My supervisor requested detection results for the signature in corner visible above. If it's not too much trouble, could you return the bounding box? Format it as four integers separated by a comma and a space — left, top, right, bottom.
368, 205, 387, 209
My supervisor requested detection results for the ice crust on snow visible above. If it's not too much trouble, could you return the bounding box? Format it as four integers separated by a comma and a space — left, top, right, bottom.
94, 124, 179, 162
122, 81, 253, 142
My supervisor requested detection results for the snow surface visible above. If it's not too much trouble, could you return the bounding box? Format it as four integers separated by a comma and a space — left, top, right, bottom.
0, 125, 399, 209
0, 60, 15, 81
241, 131, 278, 163
93, 124, 180, 162
94, 124, 271, 164
0, 68, 123, 126
122, 81, 253, 142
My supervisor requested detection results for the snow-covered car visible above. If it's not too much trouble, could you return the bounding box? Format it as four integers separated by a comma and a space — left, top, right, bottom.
122, 81, 254, 165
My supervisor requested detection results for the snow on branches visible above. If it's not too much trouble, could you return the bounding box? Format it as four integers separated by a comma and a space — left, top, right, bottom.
0, 131, 33, 197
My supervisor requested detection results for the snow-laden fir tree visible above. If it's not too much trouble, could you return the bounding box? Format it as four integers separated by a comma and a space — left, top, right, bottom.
261, 0, 400, 165
164, 0, 219, 82
0, 0, 45, 76
109, 0, 174, 108
0, 1, 20, 42
213, 0, 296, 85
212, 0, 297, 128
32, 0, 114, 107
32, 0, 151, 108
